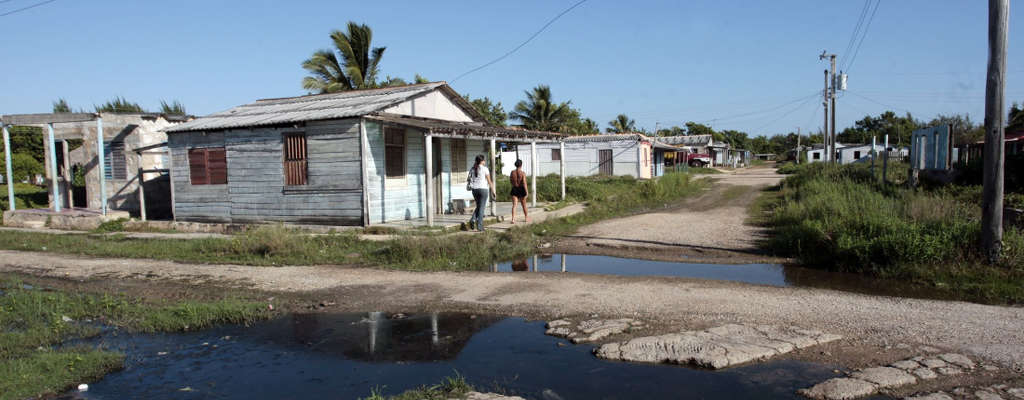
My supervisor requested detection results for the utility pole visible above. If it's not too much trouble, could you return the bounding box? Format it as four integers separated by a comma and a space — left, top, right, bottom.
981, 0, 1007, 264
823, 69, 830, 161
820, 51, 840, 164
796, 127, 801, 164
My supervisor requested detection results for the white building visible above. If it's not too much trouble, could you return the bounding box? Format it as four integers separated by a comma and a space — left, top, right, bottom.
514, 133, 678, 179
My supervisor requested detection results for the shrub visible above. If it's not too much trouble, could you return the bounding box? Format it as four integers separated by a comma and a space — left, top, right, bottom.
0, 153, 43, 183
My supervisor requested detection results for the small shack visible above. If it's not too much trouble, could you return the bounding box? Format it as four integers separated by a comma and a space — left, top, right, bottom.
1, 112, 188, 227
656, 134, 714, 166
910, 125, 955, 171
164, 82, 562, 227
513, 133, 678, 179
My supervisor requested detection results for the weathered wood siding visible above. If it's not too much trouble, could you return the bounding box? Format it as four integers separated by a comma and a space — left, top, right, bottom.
517, 140, 642, 178
365, 122, 484, 224
168, 118, 363, 225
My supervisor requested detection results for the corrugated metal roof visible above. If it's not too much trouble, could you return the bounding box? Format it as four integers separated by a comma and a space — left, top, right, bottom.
166, 82, 472, 133
366, 113, 561, 141
564, 133, 682, 150
655, 134, 713, 146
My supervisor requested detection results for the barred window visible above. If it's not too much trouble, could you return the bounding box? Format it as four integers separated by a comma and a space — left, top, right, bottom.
283, 133, 307, 185
103, 141, 126, 180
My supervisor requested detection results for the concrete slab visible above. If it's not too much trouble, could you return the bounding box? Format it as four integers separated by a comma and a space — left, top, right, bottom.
849, 367, 917, 388
798, 378, 878, 400
595, 323, 840, 369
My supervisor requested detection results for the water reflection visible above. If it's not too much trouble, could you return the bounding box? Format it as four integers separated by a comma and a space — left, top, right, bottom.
71, 313, 843, 400
276, 312, 500, 362
495, 254, 789, 286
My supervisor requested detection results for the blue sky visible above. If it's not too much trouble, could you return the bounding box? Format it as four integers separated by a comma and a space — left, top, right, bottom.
1, 1, 1021, 137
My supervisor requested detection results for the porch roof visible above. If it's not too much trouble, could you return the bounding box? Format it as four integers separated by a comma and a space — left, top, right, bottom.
365, 113, 562, 142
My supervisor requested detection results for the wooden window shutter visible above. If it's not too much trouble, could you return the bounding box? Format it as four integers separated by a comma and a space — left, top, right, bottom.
207, 148, 228, 184
284, 133, 308, 185
451, 139, 467, 183
188, 148, 208, 185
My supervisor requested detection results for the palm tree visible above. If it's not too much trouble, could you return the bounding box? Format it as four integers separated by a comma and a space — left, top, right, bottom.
160, 100, 187, 115
606, 114, 637, 133
302, 22, 385, 93
510, 85, 573, 131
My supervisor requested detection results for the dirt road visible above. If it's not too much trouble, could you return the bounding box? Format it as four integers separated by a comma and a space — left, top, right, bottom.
3, 249, 1023, 373
557, 166, 785, 263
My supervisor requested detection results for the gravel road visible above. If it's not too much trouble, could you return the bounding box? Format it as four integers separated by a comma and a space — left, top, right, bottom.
2, 249, 1023, 371
557, 166, 786, 263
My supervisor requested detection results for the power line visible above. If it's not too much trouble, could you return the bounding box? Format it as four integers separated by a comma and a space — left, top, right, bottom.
754, 94, 820, 134
0, 0, 56, 17
841, 0, 872, 67
846, 90, 912, 113
844, 0, 880, 74
451, 0, 587, 83
687, 91, 819, 125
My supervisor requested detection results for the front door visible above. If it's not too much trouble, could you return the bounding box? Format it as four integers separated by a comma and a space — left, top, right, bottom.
598, 149, 613, 176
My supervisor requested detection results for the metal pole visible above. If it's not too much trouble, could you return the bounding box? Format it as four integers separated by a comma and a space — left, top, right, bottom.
3, 125, 14, 211
883, 134, 889, 184
823, 69, 830, 162
97, 117, 107, 215
489, 139, 497, 217
559, 141, 566, 200
530, 140, 537, 208
981, 0, 1007, 263
560, 253, 566, 273
47, 123, 61, 212
830, 55, 837, 165
871, 136, 877, 179
425, 133, 433, 227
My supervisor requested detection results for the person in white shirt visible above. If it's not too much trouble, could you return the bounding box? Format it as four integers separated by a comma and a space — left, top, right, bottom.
468, 154, 496, 232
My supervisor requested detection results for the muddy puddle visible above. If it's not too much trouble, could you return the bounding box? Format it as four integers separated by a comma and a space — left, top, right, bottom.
63, 312, 858, 399
495, 254, 954, 301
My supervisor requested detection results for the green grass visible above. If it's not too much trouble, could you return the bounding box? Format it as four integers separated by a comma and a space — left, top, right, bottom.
759, 162, 1024, 304
0, 276, 270, 399
361, 373, 474, 400
0, 172, 707, 272
0, 184, 48, 224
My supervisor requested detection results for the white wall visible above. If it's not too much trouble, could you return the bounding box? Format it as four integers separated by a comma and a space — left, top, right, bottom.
383, 90, 474, 122
516, 140, 643, 178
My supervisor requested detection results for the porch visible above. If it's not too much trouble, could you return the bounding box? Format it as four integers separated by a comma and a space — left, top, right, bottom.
363, 114, 565, 227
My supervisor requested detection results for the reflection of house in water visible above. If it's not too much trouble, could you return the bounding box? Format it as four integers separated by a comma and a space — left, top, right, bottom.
268, 312, 499, 362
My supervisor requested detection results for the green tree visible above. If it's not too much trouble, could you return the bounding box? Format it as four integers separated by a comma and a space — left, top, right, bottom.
301, 22, 385, 93
2, 126, 44, 163
559, 108, 599, 135
462, 95, 507, 126
656, 126, 686, 136
510, 85, 573, 132
160, 100, 187, 115
684, 122, 715, 136
95, 97, 146, 113
52, 98, 71, 113
606, 114, 637, 133
0, 153, 43, 182
838, 111, 919, 147
1009, 102, 1024, 130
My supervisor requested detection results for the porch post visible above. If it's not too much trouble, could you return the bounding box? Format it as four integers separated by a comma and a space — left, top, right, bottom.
47, 123, 61, 212
97, 117, 107, 215
489, 138, 496, 217
559, 141, 565, 200
530, 140, 537, 208
359, 119, 371, 226
137, 152, 147, 221
425, 132, 434, 227
3, 124, 14, 211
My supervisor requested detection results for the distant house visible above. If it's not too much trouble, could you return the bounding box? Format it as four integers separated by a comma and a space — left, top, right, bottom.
962, 128, 1023, 164
514, 133, 679, 179
806, 143, 846, 163
837, 143, 886, 164
656, 134, 717, 166
163, 82, 560, 226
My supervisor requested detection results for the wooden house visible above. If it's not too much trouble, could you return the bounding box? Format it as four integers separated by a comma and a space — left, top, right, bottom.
163, 82, 561, 226
513, 133, 679, 179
